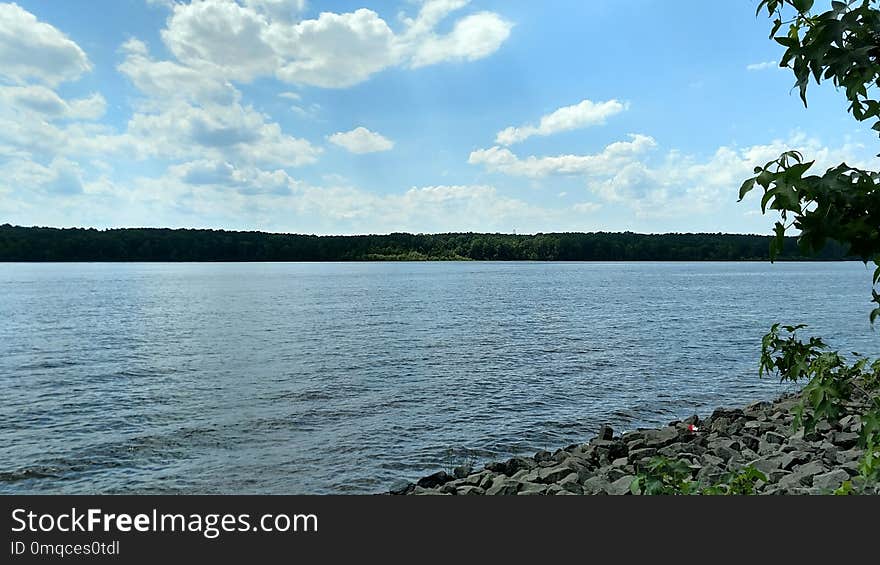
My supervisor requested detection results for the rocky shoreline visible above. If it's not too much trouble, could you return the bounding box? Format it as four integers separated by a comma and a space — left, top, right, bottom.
392, 389, 877, 495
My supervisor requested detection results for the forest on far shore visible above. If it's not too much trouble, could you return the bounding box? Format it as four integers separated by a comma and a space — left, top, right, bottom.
0, 224, 854, 262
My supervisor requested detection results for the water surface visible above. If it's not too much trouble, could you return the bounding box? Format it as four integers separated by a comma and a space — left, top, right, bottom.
1, 261, 876, 493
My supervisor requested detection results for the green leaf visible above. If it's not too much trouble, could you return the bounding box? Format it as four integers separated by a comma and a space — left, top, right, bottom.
738, 177, 757, 201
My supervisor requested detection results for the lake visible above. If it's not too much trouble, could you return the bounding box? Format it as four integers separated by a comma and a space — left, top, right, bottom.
1, 261, 877, 494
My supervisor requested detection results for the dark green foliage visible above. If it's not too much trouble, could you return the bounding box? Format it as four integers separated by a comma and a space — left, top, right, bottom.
743, 0, 880, 322
742, 1, 880, 491
0, 224, 855, 262
759, 324, 880, 482
630, 457, 695, 495
701, 466, 768, 495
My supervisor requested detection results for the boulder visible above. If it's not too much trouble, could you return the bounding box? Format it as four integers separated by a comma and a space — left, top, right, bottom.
485, 478, 520, 495
642, 427, 680, 448
812, 469, 850, 492
582, 476, 610, 495
608, 475, 635, 495
456, 486, 486, 495
453, 464, 473, 479
597, 424, 614, 441
517, 482, 548, 496
417, 471, 451, 489
830, 431, 859, 449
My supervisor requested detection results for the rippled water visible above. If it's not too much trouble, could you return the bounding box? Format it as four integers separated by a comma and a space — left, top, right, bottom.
1, 261, 877, 494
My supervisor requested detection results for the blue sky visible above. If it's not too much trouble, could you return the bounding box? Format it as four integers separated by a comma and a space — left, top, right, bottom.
0, 0, 876, 234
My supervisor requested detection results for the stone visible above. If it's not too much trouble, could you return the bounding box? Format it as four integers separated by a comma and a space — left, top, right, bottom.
831, 431, 859, 449
598, 424, 614, 441
517, 482, 548, 496
559, 473, 583, 494
537, 466, 577, 484
544, 485, 563, 495
553, 449, 570, 463
453, 464, 473, 479
604, 467, 628, 482
764, 431, 787, 444
628, 447, 658, 462
785, 460, 828, 488
412, 487, 451, 495
701, 453, 725, 468
485, 479, 520, 495
612, 457, 629, 468
417, 471, 451, 489
739, 433, 760, 452
812, 469, 850, 492
748, 456, 784, 476
582, 476, 610, 495
533, 450, 553, 463
712, 444, 739, 462
780, 451, 809, 471
608, 475, 635, 495
758, 438, 780, 456
479, 474, 495, 490
642, 427, 680, 448
456, 486, 485, 495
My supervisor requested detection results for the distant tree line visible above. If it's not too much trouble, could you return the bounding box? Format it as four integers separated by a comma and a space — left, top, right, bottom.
0, 224, 853, 262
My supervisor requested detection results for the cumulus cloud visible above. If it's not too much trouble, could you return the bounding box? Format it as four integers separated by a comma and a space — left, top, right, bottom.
0, 3, 92, 86
495, 99, 627, 145
157, 0, 512, 88
746, 60, 778, 71
469, 134, 658, 178
0, 85, 106, 120
126, 100, 321, 166
328, 127, 394, 154
407, 11, 512, 68
118, 38, 238, 105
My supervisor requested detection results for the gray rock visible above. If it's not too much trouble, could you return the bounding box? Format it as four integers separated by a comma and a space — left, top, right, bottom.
628, 447, 658, 462
764, 431, 787, 444
453, 464, 473, 479
598, 424, 614, 441
784, 460, 828, 488
533, 450, 553, 463
417, 471, 451, 489
517, 482, 548, 496
812, 469, 850, 492
780, 451, 809, 471
412, 487, 451, 495
701, 453, 725, 468
831, 431, 859, 448
712, 443, 739, 462
642, 427, 680, 448
485, 479, 520, 495
611, 457, 629, 468
604, 467, 629, 482
456, 486, 485, 495
582, 476, 610, 495
608, 475, 635, 495
559, 473, 583, 494
537, 465, 577, 484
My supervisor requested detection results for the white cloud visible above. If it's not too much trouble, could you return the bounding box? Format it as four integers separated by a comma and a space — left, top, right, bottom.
469, 134, 658, 178
243, 0, 307, 21
495, 99, 627, 145
328, 127, 394, 154
0, 85, 106, 120
0, 3, 92, 86
407, 11, 512, 68
270, 9, 400, 88
126, 100, 321, 166
746, 60, 778, 71
118, 39, 238, 105
157, 0, 511, 89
